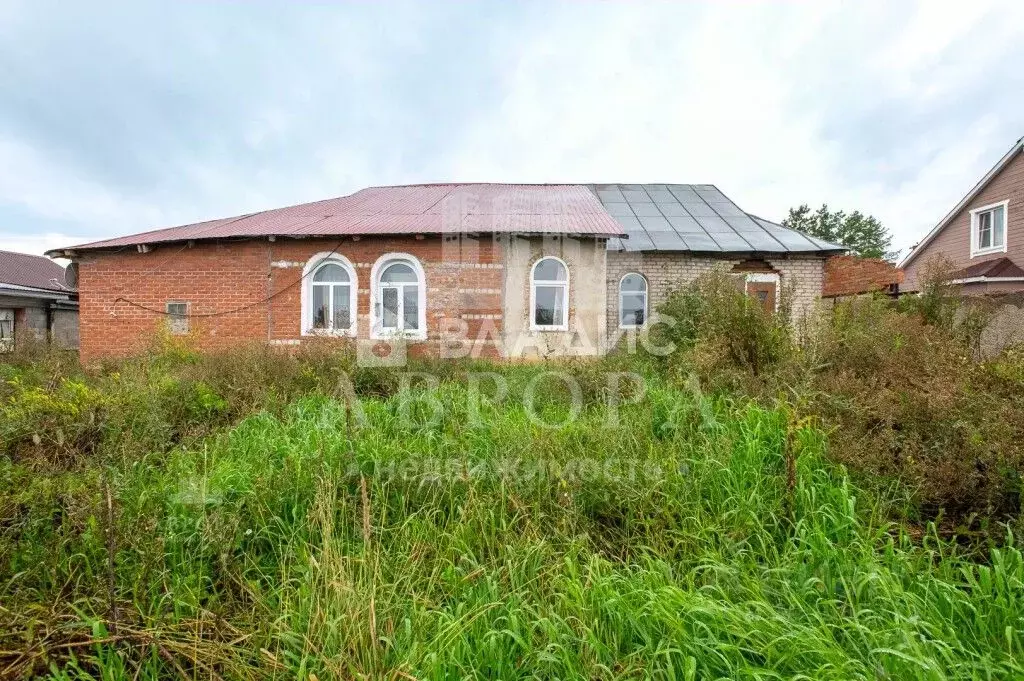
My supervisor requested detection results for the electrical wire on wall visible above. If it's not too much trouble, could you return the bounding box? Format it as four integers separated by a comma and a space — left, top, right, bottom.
111, 240, 346, 318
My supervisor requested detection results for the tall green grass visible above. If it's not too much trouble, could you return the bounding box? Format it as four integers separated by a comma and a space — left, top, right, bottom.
3, 372, 1022, 679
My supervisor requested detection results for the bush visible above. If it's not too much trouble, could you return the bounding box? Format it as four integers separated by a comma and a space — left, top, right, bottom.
655, 270, 792, 390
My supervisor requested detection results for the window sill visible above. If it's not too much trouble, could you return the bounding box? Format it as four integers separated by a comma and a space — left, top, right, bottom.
370, 331, 427, 342
302, 328, 356, 338
530, 325, 569, 333
970, 246, 1007, 259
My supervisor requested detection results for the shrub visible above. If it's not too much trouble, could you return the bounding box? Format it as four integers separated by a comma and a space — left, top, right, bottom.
655, 270, 792, 389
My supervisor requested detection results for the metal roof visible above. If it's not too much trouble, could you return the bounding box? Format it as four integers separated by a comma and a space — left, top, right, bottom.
592, 184, 846, 255
0, 249, 74, 292
51, 184, 627, 254
49, 182, 846, 257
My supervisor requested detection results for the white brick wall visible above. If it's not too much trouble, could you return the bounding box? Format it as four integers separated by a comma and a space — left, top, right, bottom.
605, 252, 825, 340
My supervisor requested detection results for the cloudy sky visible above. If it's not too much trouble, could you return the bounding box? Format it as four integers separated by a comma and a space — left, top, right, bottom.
1, 0, 1022, 258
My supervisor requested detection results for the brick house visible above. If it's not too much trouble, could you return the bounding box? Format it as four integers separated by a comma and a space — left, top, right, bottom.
901, 136, 1024, 293
47, 183, 844, 363
0, 249, 79, 352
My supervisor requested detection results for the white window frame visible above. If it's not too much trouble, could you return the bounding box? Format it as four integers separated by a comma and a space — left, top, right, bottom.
165, 301, 189, 335
301, 252, 358, 337
744, 272, 780, 312
618, 272, 648, 329
530, 256, 570, 332
970, 200, 1009, 258
0, 309, 13, 353
370, 253, 427, 340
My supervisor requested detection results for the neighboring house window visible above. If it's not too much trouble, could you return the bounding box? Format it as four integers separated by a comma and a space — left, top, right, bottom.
531, 257, 569, 330
619, 273, 648, 328
310, 261, 356, 335
970, 201, 1008, 257
0, 309, 13, 352
166, 301, 189, 335
371, 254, 426, 340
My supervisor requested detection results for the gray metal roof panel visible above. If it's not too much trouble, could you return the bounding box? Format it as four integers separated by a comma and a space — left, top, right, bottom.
709, 202, 747, 218
734, 229, 788, 252
650, 231, 688, 250
667, 216, 704, 233
656, 202, 689, 217
605, 202, 636, 217
707, 230, 753, 251
679, 232, 723, 251
632, 202, 664, 217
646, 189, 676, 203
597, 189, 625, 203
638, 216, 673, 232
622, 232, 655, 251
695, 215, 734, 233
588, 184, 847, 254
622, 189, 652, 203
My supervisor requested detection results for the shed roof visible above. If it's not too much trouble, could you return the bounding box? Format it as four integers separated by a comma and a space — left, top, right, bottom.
591, 184, 846, 254
0, 249, 73, 292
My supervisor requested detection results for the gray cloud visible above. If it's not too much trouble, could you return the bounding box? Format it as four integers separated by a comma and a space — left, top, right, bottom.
0, 1, 1022, 256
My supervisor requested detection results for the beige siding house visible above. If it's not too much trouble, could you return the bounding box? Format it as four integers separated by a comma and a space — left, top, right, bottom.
902, 137, 1024, 293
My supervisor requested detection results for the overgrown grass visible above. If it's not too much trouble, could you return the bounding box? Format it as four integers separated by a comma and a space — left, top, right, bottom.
1, 345, 1023, 679
655, 271, 1024, 521
3, 282, 1024, 679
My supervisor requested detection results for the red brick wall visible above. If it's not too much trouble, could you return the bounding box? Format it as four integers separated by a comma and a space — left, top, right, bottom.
77, 236, 504, 363
822, 255, 902, 298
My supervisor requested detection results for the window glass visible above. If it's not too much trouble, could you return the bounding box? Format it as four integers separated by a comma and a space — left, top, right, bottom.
978, 211, 993, 249
382, 287, 399, 328
621, 273, 646, 292
331, 284, 351, 330
312, 286, 329, 329
620, 293, 646, 326
402, 286, 419, 330
993, 205, 1006, 247
313, 263, 349, 282
534, 286, 564, 326
534, 258, 567, 281
976, 205, 1007, 251
619, 273, 647, 327
381, 263, 417, 283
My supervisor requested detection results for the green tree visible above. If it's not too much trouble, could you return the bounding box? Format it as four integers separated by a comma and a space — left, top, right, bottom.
783, 204, 897, 260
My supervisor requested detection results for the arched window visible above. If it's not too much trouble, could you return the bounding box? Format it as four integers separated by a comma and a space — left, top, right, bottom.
530, 257, 569, 330
301, 254, 357, 336
372, 254, 426, 339
619, 273, 648, 328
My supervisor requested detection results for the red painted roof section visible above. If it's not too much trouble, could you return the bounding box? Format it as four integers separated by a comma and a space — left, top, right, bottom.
0, 249, 72, 292
56, 184, 626, 253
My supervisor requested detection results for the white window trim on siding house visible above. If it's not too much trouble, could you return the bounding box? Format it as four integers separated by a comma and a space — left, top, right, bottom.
969, 200, 1009, 258
370, 253, 427, 341
300, 252, 359, 337
530, 256, 570, 332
